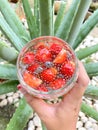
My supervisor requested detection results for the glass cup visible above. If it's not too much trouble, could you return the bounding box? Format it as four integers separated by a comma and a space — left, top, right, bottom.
17, 36, 78, 99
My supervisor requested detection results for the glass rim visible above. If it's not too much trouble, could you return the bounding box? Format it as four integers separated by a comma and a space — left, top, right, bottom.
17, 36, 78, 97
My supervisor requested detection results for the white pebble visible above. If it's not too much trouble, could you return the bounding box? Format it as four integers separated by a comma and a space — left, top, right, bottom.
91, 80, 97, 86
0, 99, 7, 107
93, 104, 98, 111
36, 127, 42, 130
80, 45, 85, 49
92, 124, 98, 130
77, 117, 80, 121
81, 116, 88, 123
14, 102, 19, 107
19, 93, 23, 98
76, 121, 83, 128
89, 117, 97, 123
33, 116, 41, 127
87, 128, 93, 130
13, 98, 19, 103
94, 38, 98, 43
7, 97, 13, 104
12, 93, 19, 99
84, 98, 92, 105
95, 100, 98, 104
28, 120, 34, 127
17, 90, 21, 94
93, 77, 98, 82
0, 94, 6, 99
95, 53, 98, 60
79, 111, 85, 117
78, 127, 86, 130
85, 121, 93, 128
28, 127, 35, 130
6, 92, 14, 96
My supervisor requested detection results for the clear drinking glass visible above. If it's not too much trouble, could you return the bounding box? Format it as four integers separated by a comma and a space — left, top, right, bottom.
17, 36, 78, 99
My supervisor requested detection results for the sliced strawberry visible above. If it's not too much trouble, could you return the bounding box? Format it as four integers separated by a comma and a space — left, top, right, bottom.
22, 52, 35, 64
41, 67, 57, 82
27, 63, 39, 73
35, 42, 46, 50
50, 43, 62, 55
23, 71, 42, 88
36, 48, 52, 62
37, 84, 48, 92
61, 61, 75, 77
53, 49, 67, 64
50, 78, 65, 90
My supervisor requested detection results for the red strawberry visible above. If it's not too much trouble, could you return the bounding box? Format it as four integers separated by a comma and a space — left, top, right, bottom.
50, 43, 62, 55
53, 49, 67, 64
37, 84, 48, 92
36, 48, 52, 62
23, 71, 42, 88
50, 78, 65, 90
41, 67, 57, 82
22, 52, 35, 64
61, 61, 75, 77
35, 42, 46, 50
27, 63, 39, 73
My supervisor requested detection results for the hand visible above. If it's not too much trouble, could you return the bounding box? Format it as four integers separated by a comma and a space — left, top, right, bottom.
18, 61, 90, 130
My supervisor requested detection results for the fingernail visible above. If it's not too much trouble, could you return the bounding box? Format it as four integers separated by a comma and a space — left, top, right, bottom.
17, 85, 22, 90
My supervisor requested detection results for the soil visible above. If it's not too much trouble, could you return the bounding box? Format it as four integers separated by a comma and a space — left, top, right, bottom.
0, 105, 16, 130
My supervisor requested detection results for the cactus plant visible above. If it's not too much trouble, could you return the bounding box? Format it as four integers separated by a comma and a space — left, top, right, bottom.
0, 0, 98, 129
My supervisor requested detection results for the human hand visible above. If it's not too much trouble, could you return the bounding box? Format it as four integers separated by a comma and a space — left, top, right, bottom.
18, 61, 90, 130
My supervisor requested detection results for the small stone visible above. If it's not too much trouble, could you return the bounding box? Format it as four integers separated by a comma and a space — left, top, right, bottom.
89, 117, 97, 123
81, 116, 88, 123
7, 96, 13, 104
94, 38, 98, 43
13, 98, 19, 103
95, 100, 98, 104
93, 104, 98, 111
33, 115, 41, 127
88, 128, 94, 130
76, 121, 83, 128
77, 117, 80, 121
28, 126, 35, 130
0, 99, 7, 107
84, 98, 92, 105
19, 93, 24, 98
79, 111, 85, 117
0, 94, 6, 99
14, 102, 19, 107
36, 127, 42, 130
93, 77, 98, 82
78, 127, 86, 130
85, 121, 93, 129
92, 123, 98, 130
80, 45, 85, 49
12, 93, 19, 99
6, 92, 14, 96
91, 79, 97, 86
28, 120, 34, 127
17, 90, 21, 94
95, 53, 98, 60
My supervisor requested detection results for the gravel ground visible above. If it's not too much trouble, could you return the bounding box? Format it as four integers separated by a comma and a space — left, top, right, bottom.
0, 1, 98, 129
0, 31, 98, 129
